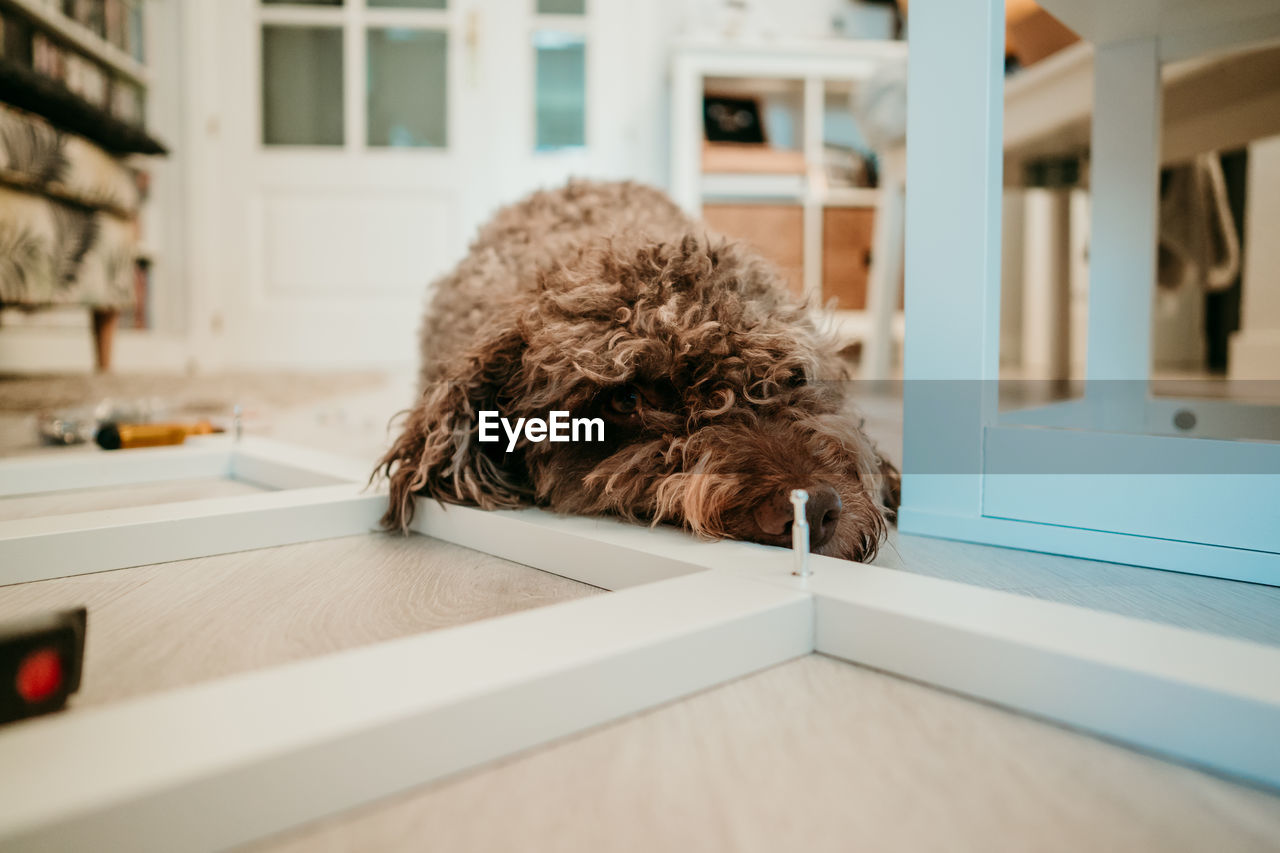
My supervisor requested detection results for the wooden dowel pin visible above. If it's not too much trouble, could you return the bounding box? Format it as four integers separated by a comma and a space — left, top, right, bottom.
791, 488, 811, 577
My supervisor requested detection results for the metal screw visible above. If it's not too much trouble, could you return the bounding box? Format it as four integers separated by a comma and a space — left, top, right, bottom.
790, 489, 811, 578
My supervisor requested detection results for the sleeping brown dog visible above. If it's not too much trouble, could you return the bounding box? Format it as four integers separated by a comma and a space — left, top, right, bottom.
376, 180, 899, 562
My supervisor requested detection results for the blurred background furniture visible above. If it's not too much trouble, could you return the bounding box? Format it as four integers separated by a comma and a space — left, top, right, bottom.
0, 0, 163, 371
875, 2, 1280, 384
1001, 35, 1280, 381
670, 37, 907, 379
0, 102, 141, 370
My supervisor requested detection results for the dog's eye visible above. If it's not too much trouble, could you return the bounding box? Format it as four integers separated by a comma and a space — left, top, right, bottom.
609, 386, 640, 415
785, 369, 807, 389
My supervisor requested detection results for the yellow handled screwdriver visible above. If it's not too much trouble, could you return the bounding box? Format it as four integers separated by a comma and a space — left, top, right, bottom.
95, 420, 223, 450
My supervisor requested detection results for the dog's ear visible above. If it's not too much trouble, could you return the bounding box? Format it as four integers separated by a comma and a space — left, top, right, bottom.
375, 324, 531, 532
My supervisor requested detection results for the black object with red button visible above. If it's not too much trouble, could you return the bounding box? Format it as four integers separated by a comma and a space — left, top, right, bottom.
0, 608, 86, 725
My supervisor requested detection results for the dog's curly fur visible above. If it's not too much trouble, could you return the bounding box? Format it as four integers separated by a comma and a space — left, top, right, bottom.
376, 180, 900, 562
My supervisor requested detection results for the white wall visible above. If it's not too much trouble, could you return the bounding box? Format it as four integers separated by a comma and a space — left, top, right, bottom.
462, 0, 872, 228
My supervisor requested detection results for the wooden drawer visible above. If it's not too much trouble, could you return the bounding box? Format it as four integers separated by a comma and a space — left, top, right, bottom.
702, 204, 804, 297
822, 207, 875, 310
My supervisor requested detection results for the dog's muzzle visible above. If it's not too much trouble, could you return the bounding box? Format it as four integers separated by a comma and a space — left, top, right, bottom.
751, 483, 842, 551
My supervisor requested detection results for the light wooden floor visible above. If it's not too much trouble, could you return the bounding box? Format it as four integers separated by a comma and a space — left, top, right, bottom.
0, 476, 265, 523
3, 370, 1279, 851
253, 653, 1280, 853
0, 532, 596, 708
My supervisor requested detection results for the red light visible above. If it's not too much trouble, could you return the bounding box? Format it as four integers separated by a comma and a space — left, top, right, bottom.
16, 648, 63, 704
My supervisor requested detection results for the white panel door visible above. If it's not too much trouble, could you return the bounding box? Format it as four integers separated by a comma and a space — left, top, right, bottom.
211, 0, 476, 368
205, 0, 660, 369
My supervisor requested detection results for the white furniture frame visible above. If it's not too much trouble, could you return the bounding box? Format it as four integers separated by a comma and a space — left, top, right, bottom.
669, 38, 908, 380
0, 436, 385, 587
900, 0, 1280, 586
2, 437, 1279, 850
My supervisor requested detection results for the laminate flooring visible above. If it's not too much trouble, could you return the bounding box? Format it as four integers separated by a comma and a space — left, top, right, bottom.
4, 370, 1278, 851
253, 653, 1280, 853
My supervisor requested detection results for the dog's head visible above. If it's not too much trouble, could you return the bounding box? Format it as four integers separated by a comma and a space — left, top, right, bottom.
377, 233, 899, 562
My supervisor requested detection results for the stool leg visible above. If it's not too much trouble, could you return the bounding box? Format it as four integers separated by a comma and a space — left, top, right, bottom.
1022, 187, 1072, 381
91, 308, 118, 372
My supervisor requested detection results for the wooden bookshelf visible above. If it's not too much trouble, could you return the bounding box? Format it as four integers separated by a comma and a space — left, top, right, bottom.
0, 0, 162, 154
2, 0, 147, 84
0, 59, 164, 153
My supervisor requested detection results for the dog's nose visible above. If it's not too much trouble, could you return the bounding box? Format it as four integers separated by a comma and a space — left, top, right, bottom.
801, 485, 842, 549
752, 484, 842, 551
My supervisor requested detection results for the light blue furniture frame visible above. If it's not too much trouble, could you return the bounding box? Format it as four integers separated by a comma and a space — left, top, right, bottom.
900, 0, 1280, 586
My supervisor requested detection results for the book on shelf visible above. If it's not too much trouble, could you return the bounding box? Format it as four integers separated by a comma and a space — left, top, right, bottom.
64, 0, 106, 40
104, 0, 126, 51
0, 8, 30, 65
4, 1, 148, 128
109, 75, 141, 124
16, 0, 143, 61
32, 30, 109, 109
